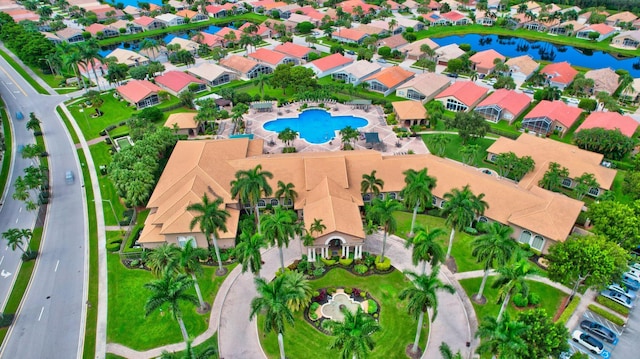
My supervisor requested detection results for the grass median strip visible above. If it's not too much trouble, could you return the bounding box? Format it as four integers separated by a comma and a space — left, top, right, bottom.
0, 104, 12, 201
0, 49, 48, 95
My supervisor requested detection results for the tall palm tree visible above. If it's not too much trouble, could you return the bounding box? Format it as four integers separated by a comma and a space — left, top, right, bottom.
439, 342, 463, 359
79, 39, 103, 91
60, 45, 86, 91
253, 73, 269, 99
360, 170, 384, 201
261, 206, 298, 271
493, 260, 537, 321
367, 198, 403, 262
144, 271, 199, 344
159, 339, 217, 359
2, 228, 31, 256
309, 218, 326, 237
236, 231, 266, 277
324, 307, 381, 359
399, 268, 455, 355
274, 181, 297, 208
475, 313, 527, 359
146, 243, 180, 276
230, 165, 274, 233
400, 168, 437, 237
441, 185, 489, 260
283, 270, 312, 312
187, 194, 230, 275
176, 239, 209, 311
405, 225, 446, 274
471, 222, 518, 302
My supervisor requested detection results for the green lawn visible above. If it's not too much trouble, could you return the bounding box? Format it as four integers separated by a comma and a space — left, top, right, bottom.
611, 171, 633, 204
107, 254, 235, 350
422, 134, 496, 166
393, 211, 482, 273
67, 92, 135, 140
459, 276, 567, 324
0, 104, 13, 202
89, 143, 128, 226
259, 268, 428, 359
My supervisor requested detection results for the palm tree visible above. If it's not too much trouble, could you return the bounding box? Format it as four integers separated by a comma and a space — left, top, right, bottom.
275, 181, 297, 208
324, 307, 381, 359
253, 73, 269, 99
283, 270, 312, 312
187, 194, 230, 275
367, 198, 403, 262
261, 206, 298, 271
441, 185, 489, 260
146, 243, 180, 276
493, 259, 537, 321
475, 313, 527, 358
399, 268, 455, 355
309, 218, 326, 237
400, 168, 437, 236
2, 228, 32, 256
176, 239, 209, 311
230, 165, 274, 233
144, 271, 199, 344
236, 231, 266, 276
360, 170, 384, 201
439, 342, 463, 359
420, 43, 436, 61
159, 339, 217, 359
471, 222, 518, 302
79, 40, 103, 91
405, 226, 446, 274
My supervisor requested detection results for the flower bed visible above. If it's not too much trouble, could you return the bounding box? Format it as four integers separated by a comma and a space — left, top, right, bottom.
289, 252, 393, 279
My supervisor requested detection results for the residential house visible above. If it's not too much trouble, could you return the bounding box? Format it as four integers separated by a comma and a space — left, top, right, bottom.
392, 101, 427, 127
273, 42, 315, 63
521, 100, 582, 136
505, 55, 539, 82
434, 44, 465, 66
435, 81, 488, 112
440, 11, 472, 25
376, 34, 408, 51
606, 11, 638, 27
41, 32, 62, 45
4, 9, 39, 22
584, 68, 620, 95
332, 28, 369, 44
426, 0, 441, 11
104, 48, 149, 67
116, 80, 162, 109
238, 23, 272, 39
88, 6, 125, 22
55, 27, 84, 43
487, 0, 507, 11
510, 1, 540, 15
522, 18, 560, 32
84, 23, 119, 38
395, 17, 425, 31
273, 4, 301, 19
621, 78, 640, 102
476, 12, 497, 26
122, 5, 140, 17
111, 20, 143, 34
548, 21, 585, 36
155, 13, 185, 27
192, 32, 223, 48
305, 53, 354, 78
206, 4, 234, 18
368, 20, 403, 35
187, 62, 237, 86
577, 112, 639, 138
385, 0, 401, 12
611, 30, 640, 49
541, 62, 578, 90
176, 9, 209, 22
168, 0, 186, 11
362, 66, 414, 97
421, 12, 451, 26
578, 10, 609, 24
168, 37, 200, 55
164, 112, 199, 136
355, 24, 388, 37
140, 138, 584, 255
474, 89, 531, 123
402, 38, 440, 60
487, 134, 617, 197
154, 71, 207, 96
220, 55, 273, 79
216, 27, 243, 45
331, 60, 382, 85
339, 0, 379, 16
469, 49, 505, 74
575, 23, 616, 42
284, 13, 318, 29
395, 73, 451, 103
248, 48, 295, 68
134, 16, 166, 31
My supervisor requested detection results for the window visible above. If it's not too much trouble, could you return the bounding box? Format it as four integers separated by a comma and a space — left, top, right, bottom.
377, 193, 385, 200
519, 231, 531, 244
588, 187, 600, 197
440, 200, 446, 208
406, 89, 426, 101
258, 199, 266, 208
445, 98, 468, 112
178, 236, 195, 248
369, 81, 388, 93
363, 193, 371, 202
554, 125, 563, 132
531, 235, 544, 251
270, 199, 279, 206
562, 178, 572, 187
284, 198, 293, 206
488, 154, 497, 162
212, 73, 231, 86
478, 216, 488, 223
432, 197, 438, 206
522, 116, 552, 135
388, 192, 397, 199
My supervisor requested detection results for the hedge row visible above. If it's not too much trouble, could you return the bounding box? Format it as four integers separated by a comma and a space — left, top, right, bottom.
596, 296, 630, 316
588, 304, 626, 327
555, 296, 579, 325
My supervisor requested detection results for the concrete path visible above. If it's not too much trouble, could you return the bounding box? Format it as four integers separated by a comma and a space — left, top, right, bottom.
454, 270, 574, 295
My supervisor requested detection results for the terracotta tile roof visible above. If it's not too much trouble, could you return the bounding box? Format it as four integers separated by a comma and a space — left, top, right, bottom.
541, 61, 578, 85
435, 44, 465, 62
355, 24, 386, 35
134, 15, 156, 27
585, 68, 620, 94
84, 23, 106, 35
476, 89, 531, 116
505, 55, 539, 77
216, 27, 243, 40
116, 80, 161, 104
105, 48, 148, 67
524, 100, 582, 128
584, 23, 615, 35
364, 66, 414, 88
435, 81, 488, 107
187, 62, 234, 82
220, 55, 260, 74
192, 32, 223, 47
607, 11, 638, 23
308, 53, 353, 72
577, 112, 639, 138
168, 37, 199, 52
56, 27, 83, 39
248, 48, 287, 65
154, 71, 205, 93
392, 100, 426, 120
176, 9, 198, 18
238, 23, 271, 36
164, 112, 198, 130
402, 38, 440, 58
337, 60, 382, 79
339, 0, 379, 14
333, 27, 369, 42
397, 73, 451, 99
377, 34, 408, 49
441, 10, 467, 22
469, 49, 505, 71
273, 42, 312, 58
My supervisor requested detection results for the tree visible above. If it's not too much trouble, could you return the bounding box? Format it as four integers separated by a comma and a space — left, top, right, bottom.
399, 268, 455, 355
339, 125, 358, 150
574, 128, 635, 161
492, 259, 537, 321
547, 234, 628, 300
439, 342, 463, 359
283, 270, 312, 312
261, 206, 298, 271
459, 144, 480, 166
187, 194, 230, 275
471, 222, 518, 302
360, 170, 384, 200
538, 162, 569, 192
624, 171, 640, 200
230, 165, 274, 233
26, 112, 41, 132
274, 181, 297, 209
573, 172, 599, 200
79, 40, 103, 91
493, 75, 516, 90
176, 239, 209, 311
377, 46, 391, 58
236, 231, 266, 277
494, 152, 535, 181
443, 112, 490, 144
475, 313, 527, 359
428, 134, 450, 157
253, 73, 269, 99
445, 58, 467, 74
2, 228, 33, 259
277, 127, 298, 148
324, 307, 381, 359
146, 243, 180, 276
367, 198, 403, 262
516, 309, 569, 359
159, 340, 217, 359
441, 185, 488, 260
588, 200, 640, 250
144, 271, 199, 345
179, 90, 195, 109
309, 218, 326, 237
271, 63, 293, 94
405, 226, 446, 274
415, 58, 436, 73
400, 168, 437, 236
295, 21, 315, 34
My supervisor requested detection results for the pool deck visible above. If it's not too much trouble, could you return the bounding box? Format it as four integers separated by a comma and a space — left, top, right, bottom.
243, 102, 430, 156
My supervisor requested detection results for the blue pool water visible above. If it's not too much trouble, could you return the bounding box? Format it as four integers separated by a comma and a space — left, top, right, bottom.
108, 0, 164, 7
263, 109, 368, 144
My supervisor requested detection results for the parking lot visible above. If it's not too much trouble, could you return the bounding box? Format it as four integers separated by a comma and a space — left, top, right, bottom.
567, 310, 624, 358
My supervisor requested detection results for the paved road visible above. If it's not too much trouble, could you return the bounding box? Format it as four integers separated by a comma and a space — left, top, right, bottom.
0, 49, 88, 358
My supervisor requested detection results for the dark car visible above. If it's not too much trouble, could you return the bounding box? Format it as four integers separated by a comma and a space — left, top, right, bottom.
580, 320, 617, 344
346, 50, 355, 55
447, 73, 459, 78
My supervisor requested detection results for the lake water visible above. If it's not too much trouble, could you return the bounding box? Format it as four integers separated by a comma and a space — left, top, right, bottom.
432, 34, 640, 76
107, 0, 164, 7
263, 109, 368, 144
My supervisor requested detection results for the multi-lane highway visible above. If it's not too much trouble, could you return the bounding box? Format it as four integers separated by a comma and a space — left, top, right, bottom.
0, 51, 88, 358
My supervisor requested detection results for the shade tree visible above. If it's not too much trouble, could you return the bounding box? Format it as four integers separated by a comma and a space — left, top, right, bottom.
494, 152, 535, 181
187, 194, 230, 275
587, 200, 640, 251
443, 112, 490, 144
538, 162, 569, 192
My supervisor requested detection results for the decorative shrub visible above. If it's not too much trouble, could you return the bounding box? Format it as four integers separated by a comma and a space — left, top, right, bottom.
344, 287, 353, 295
313, 267, 325, 277
367, 300, 378, 314
374, 256, 391, 271
312, 290, 319, 298
310, 312, 318, 320
528, 293, 541, 306
106, 241, 121, 252
21, 250, 38, 261
310, 302, 320, 311
130, 259, 140, 267
313, 289, 327, 302
339, 258, 353, 266
327, 286, 336, 294
354, 264, 368, 274
352, 287, 361, 297
360, 291, 367, 298
373, 313, 378, 319
321, 257, 337, 266
512, 293, 528, 308
275, 267, 291, 277
587, 304, 626, 326
596, 296, 630, 316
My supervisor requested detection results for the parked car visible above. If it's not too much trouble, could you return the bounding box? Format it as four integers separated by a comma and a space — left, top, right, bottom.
523, 89, 535, 94
572, 330, 604, 354
622, 274, 640, 291
600, 289, 633, 309
447, 73, 459, 78
609, 283, 637, 300
630, 262, 640, 271
624, 268, 640, 282
346, 50, 355, 55
567, 97, 580, 104
579, 320, 617, 344
376, 58, 387, 64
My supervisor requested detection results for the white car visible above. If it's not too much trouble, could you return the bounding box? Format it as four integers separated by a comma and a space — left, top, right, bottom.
567, 97, 580, 104
630, 263, 640, 271
600, 289, 634, 309
572, 330, 604, 354
624, 267, 640, 282
609, 283, 637, 300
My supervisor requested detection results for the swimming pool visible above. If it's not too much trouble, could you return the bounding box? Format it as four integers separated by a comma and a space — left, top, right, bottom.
263, 109, 368, 144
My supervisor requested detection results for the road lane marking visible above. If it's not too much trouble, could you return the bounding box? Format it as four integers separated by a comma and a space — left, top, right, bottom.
0, 255, 3, 265
15, 218, 18, 223
54, 260, 59, 272
1, 81, 16, 99
0, 62, 27, 96
18, 207, 21, 213
38, 306, 44, 321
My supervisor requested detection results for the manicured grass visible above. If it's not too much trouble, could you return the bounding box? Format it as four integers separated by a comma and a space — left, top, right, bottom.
422, 134, 496, 166
66, 92, 135, 140
459, 276, 567, 324
88, 143, 127, 226
157, 333, 218, 358
393, 211, 482, 273
259, 268, 428, 359
0, 104, 13, 201
107, 254, 235, 350
611, 171, 633, 204
0, 48, 48, 94
56, 106, 80, 145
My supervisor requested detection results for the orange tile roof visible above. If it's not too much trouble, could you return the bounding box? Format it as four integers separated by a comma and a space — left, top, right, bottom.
192, 32, 223, 47
435, 81, 488, 107
274, 42, 312, 58
248, 48, 287, 65
154, 71, 205, 93
220, 55, 260, 74
525, 100, 582, 128
364, 66, 414, 88
308, 53, 353, 72
476, 89, 531, 116
585, 23, 615, 35
469, 49, 505, 71
134, 15, 156, 27
577, 112, 639, 138
333, 28, 369, 42
164, 112, 198, 130
116, 80, 162, 103
392, 100, 426, 120
541, 61, 578, 85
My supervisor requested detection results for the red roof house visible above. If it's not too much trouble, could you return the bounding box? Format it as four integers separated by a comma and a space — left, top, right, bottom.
577, 112, 639, 138
154, 71, 206, 96
305, 53, 354, 77
133, 16, 165, 31
435, 81, 489, 112
248, 48, 291, 67
474, 89, 531, 123
116, 80, 162, 109
541, 62, 578, 90
469, 49, 506, 74
522, 100, 582, 137
192, 32, 223, 48
274, 42, 315, 63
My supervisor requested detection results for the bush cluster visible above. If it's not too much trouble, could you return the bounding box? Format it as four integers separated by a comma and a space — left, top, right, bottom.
596, 296, 630, 316
374, 256, 391, 271
354, 264, 368, 274
367, 300, 378, 314
587, 304, 626, 326
339, 257, 353, 266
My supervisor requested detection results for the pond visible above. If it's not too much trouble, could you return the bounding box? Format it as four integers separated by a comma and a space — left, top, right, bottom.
432, 34, 640, 76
